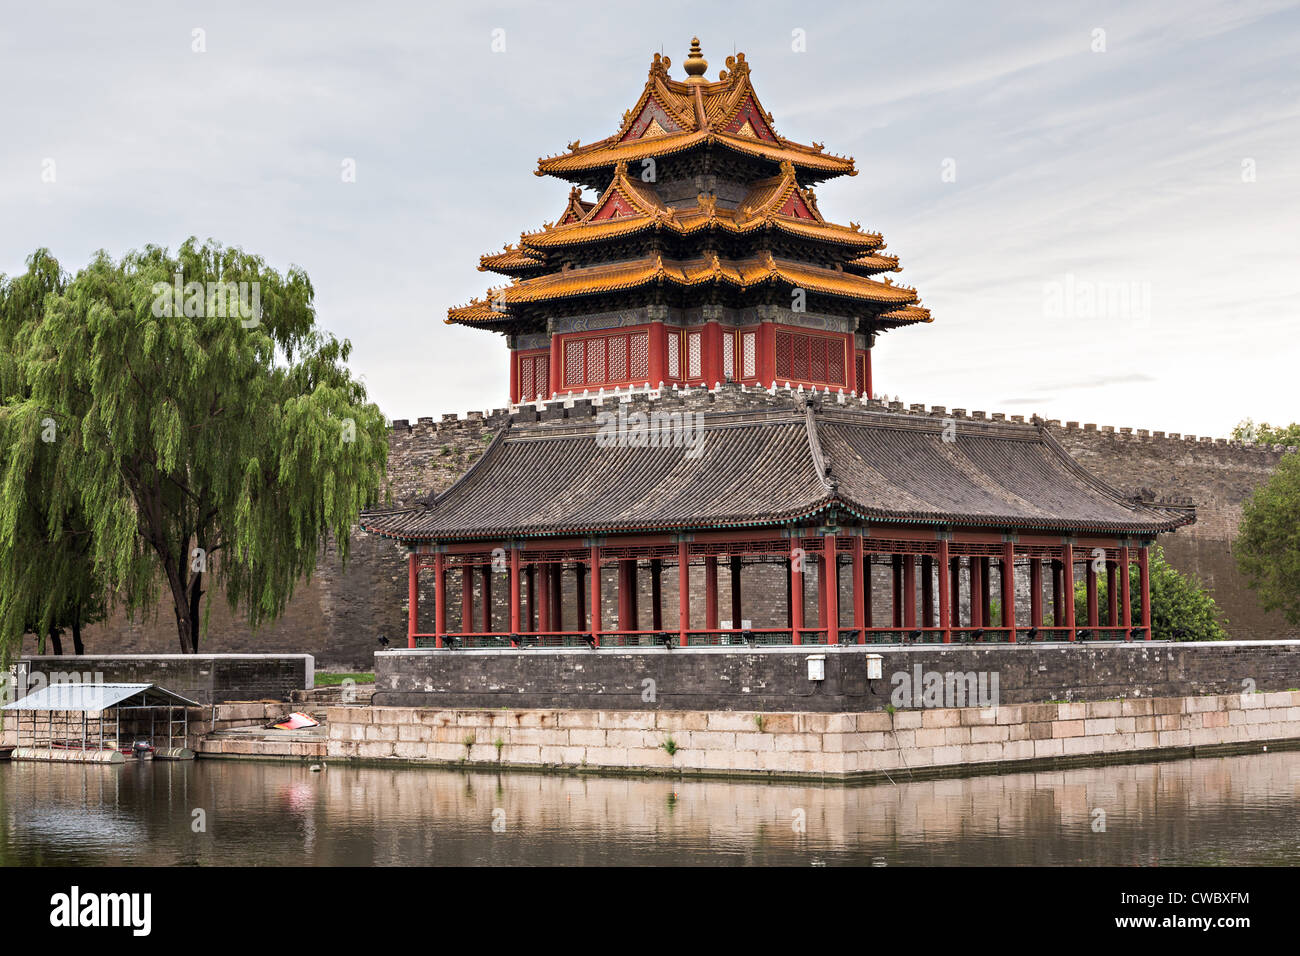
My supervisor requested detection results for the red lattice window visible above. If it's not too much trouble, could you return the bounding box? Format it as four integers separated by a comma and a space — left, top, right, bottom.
686, 330, 702, 379
741, 330, 757, 379
773, 328, 849, 387
517, 351, 550, 402
561, 330, 651, 389
855, 351, 868, 396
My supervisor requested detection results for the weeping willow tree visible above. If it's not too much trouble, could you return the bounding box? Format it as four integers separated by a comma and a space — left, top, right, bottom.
0, 250, 107, 659
0, 240, 388, 654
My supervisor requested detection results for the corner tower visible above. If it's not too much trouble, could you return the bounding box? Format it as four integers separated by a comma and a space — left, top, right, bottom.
450, 38, 932, 404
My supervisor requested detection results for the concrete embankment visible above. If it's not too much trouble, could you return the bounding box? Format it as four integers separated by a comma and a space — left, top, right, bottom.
319, 690, 1300, 782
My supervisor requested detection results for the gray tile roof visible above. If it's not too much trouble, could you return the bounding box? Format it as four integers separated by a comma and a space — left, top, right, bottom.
362, 399, 1193, 541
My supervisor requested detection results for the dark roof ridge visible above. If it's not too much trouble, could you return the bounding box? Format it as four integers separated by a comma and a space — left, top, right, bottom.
803, 401, 836, 494
1031, 421, 1195, 530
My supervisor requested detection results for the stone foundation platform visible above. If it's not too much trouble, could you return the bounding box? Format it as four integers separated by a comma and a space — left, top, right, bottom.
323, 689, 1300, 782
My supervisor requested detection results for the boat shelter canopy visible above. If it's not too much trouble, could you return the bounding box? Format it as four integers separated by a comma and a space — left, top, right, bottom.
2, 682, 198, 713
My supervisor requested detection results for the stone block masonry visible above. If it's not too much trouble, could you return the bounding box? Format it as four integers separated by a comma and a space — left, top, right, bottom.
323, 689, 1300, 781
71, 387, 1299, 667
372, 642, 1300, 713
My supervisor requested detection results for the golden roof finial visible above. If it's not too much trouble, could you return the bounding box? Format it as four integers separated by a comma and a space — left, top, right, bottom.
683, 37, 708, 83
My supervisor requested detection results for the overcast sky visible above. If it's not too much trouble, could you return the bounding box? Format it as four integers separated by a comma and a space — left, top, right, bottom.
3, 0, 1297, 437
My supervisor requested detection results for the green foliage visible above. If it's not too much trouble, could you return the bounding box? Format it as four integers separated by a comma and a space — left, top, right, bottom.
314, 672, 374, 687
1237, 451, 1300, 624
1232, 419, 1300, 447
0, 251, 108, 660
660, 735, 678, 756
0, 240, 388, 656
1072, 545, 1227, 641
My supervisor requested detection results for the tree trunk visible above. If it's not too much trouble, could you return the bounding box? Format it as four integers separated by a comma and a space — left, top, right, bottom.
48, 625, 63, 656
188, 573, 203, 653
166, 563, 195, 653
72, 618, 84, 655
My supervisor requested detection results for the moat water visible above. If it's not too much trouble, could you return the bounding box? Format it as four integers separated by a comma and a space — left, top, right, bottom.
1, 751, 1297, 866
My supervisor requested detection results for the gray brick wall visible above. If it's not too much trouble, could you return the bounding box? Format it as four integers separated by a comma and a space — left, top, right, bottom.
372, 641, 1300, 712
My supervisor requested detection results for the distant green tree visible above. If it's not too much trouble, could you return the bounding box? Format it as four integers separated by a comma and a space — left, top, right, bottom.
0, 251, 108, 660
1232, 418, 1300, 447
1073, 545, 1227, 641
0, 240, 388, 655
1236, 450, 1300, 624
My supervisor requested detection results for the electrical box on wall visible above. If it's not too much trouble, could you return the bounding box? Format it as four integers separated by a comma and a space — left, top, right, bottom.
866, 654, 883, 681
806, 655, 826, 682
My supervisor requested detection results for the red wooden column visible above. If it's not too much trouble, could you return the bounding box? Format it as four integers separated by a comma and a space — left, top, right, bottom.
1120, 546, 1132, 639
823, 534, 839, 644
902, 554, 916, 630
756, 322, 776, 386
480, 565, 492, 634
1086, 557, 1099, 630
650, 558, 663, 630
891, 555, 904, 628
677, 540, 690, 646
461, 564, 474, 635
589, 546, 602, 646
920, 556, 934, 631
1002, 542, 1017, 643
851, 536, 865, 644
574, 561, 587, 633
790, 544, 804, 645
702, 319, 724, 386
1062, 544, 1076, 641
433, 551, 447, 648
969, 557, 983, 629
730, 556, 742, 630
1030, 558, 1043, 629
648, 321, 668, 388
1138, 546, 1151, 641
704, 556, 719, 631
407, 553, 419, 648
937, 539, 951, 643
1107, 560, 1119, 627
509, 547, 521, 636
538, 563, 551, 634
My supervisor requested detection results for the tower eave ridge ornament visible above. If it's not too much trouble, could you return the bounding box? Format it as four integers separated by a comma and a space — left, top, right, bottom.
683, 36, 709, 83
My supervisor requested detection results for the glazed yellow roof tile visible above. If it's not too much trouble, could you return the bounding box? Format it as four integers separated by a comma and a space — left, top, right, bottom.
846, 253, 901, 274
517, 162, 883, 253
447, 254, 920, 324
536, 49, 856, 179
478, 245, 547, 273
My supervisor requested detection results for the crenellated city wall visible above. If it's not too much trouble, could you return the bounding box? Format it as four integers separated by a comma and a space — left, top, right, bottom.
55, 386, 1298, 669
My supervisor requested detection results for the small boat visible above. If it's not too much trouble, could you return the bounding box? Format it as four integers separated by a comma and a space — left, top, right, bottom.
265, 712, 319, 731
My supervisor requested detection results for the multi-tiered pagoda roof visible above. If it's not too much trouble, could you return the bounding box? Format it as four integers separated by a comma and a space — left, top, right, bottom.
449, 39, 930, 403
